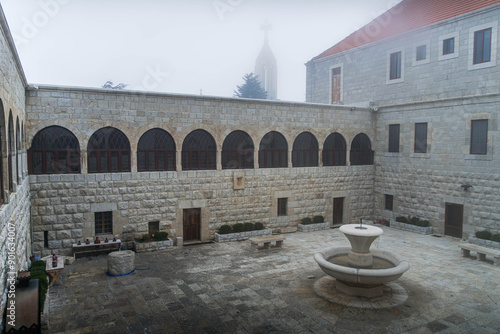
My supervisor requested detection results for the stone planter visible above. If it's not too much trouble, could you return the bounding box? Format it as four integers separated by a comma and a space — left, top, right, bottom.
297, 222, 330, 232
133, 238, 173, 253
215, 228, 272, 242
390, 221, 433, 235
468, 236, 500, 250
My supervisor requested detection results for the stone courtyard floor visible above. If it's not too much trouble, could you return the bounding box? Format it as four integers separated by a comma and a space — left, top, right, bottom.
45, 226, 500, 333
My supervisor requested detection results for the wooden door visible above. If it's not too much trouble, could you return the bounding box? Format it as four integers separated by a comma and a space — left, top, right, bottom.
333, 197, 344, 225
331, 67, 341, 104
445, 203, 463, 238
183, 209, 201, 241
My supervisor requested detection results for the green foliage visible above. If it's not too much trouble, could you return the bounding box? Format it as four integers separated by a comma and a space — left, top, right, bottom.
31, 260, 46, 268
136, 234, 151, 243
243, 223, 255, 232
152, 231, 169, 241
254, 222, 264, 230
301, 217, 312, 225
476, 230, 492, 240
233, 73, 267, 99
232, 223, 244, 233
416, 220, 430, 227
313, 215, 325, 224
492, 233, 500, 243
102, 81, 127, 90
396, 216, 408, 223
218, 225, 233, 234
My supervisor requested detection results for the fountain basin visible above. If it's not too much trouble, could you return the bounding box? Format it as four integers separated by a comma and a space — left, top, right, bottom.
314, 246, 409, 297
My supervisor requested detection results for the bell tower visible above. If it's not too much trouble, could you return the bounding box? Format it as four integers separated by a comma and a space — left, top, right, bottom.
254, 22, 277, 100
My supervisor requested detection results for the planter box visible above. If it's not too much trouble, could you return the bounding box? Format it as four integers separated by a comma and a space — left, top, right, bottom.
468, 236, 500, 250
297, 222, 330, 232
390, 221, 433, 235
215, 228, 272, 243
134, 238, 173, 253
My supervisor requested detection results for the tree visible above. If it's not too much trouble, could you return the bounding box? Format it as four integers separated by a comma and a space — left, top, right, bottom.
234, 73, 267, 99
102, 81, 127, 90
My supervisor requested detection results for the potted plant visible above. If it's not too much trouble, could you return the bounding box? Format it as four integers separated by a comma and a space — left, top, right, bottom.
134, 231, 173, 252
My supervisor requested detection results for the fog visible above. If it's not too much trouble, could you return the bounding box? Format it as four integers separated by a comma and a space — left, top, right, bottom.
2, 0, 402, 102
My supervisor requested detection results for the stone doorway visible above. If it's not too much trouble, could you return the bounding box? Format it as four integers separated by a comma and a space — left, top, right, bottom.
444, 203, 463, 238
183, 208, 201, 242
333, 197, 344, 225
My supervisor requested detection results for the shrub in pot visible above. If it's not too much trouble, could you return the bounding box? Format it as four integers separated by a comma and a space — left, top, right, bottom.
152, 231, 169, 241
218, 225, 232, 234
301, 217, 312, 225
492, 233, 500, 243
254, 222, 264, 230
243, 223, 255, 231
313, 215, 325, 224
232, 223, 244, 233
476, 230, 492, 240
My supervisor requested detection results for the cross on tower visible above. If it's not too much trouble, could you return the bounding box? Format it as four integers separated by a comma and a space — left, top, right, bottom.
261, 21, 272, 40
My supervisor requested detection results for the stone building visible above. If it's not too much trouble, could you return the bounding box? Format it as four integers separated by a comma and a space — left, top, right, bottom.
1, 0, 500, 325
306, 0, 500, 239
254, 22, 278, 100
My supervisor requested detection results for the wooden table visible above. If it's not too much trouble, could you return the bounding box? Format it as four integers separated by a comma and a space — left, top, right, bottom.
72, 239, 121, 258
45, 257, 64, 286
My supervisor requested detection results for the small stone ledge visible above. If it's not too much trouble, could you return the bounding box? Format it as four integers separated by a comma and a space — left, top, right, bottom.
214, 228, 272, 242
133, 239, 173, 253
390, 221, 433, 235
297, 222, 330, 232
468, 236, 500, 250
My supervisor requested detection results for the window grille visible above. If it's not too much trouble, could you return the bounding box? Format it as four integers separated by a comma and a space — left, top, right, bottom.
222, 130, 254, 169
259, 131, 288, 168
350, 133, 374, 165
182, 129, 216, 170
88, 127, 130, 173
292, 132, 318, 167
138, 128, 176, 172
323, 132, 346, 166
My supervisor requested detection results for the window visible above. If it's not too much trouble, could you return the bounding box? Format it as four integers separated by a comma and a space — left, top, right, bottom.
0, 101, 4, 204
222, 130, 254, 169
277, 198, 287, 216
323, 132, 346, 166
331, 65, 342, 104
8, 112, 14, 192
95, 211, 113, 234
385, 195, 393, 211
88, 127, 130, 173
29, 126, 81, 174
292, 132, 318, 167
414, 123, 428, 153
443, 38, 454, 55
350, 133, 374, 166
15, 118, 21, 183
44, 231, 49, 249
138, 128, 176, 172
388, 124, 400, 153
259, 131, 288, 168
182, 129, 216, 170
416, 45, 426, 61
473, 28, 492, 64
470, 120, 488, 155
389, 51, 402, 80
149, 221, 160, 237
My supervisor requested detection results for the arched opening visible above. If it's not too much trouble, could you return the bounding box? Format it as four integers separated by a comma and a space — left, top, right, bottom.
292, 132, 318, 167
350, 133, 374, 165
8, 111, 14, 191
259, 131, 288, 168
138, 128, 176, 172
88, 127, 130, 173
222, 130, 254, 169
323, 132, 347, 166
182, 129, 216, 170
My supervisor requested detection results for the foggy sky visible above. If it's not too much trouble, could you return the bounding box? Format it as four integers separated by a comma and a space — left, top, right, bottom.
2, 0, 402, 102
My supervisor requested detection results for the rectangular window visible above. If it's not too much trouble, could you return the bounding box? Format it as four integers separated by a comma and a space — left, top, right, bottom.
385, 195, 393, 211
443, 38, 455, 55
277, 198, 287, 216
473, 28, 492, 64
388, 124, 400, 153
470, 120, 488, 154
149, 221, 160, 237
44, 231, 49, 249
95, 211, 113, 234
416, 45, 426, 61
414, 123, 428, 153
389, 52, 402, 80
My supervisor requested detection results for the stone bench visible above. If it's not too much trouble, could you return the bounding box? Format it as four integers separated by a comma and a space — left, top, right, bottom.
460, 243, 500, 266
249, 235, 286, 250
73, 239, 121, 258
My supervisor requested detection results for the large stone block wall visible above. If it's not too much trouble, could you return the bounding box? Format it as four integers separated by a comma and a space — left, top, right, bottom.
306, 5, 500, 107
26, 86, 376, 256
0, 9, 31, 329
374, 94, 500, 238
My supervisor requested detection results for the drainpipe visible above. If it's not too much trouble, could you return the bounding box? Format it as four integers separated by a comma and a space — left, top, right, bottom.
29, 188, 41, 258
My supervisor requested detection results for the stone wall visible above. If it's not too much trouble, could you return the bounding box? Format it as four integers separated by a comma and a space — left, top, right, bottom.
26, 86, 376, 256
0, 8, 31, 329
306, 5, 500, 107
374, 94, 500, 238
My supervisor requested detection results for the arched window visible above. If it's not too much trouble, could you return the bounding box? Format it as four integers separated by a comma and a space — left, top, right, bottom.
29, 126, 81, 174
182, 129, 216, 170
138, 128, 176, 172
16, 118, 21, 182
259, 131, 288, 168
292, 132, 318, 167
222, 131, 254, 169
323, 132, 347, 166
0, 100, 5, 204
8, 112, 14, 191
88, 127, 130, 173
350, 133, 374, 165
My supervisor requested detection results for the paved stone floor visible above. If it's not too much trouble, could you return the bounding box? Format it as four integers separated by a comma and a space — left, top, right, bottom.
45, 227, 500, 333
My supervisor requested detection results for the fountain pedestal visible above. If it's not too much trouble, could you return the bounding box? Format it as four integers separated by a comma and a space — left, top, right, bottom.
339, 224, 383, 268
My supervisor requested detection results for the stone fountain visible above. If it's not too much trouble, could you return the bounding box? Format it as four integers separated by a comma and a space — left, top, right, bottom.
314, 220, 409, 298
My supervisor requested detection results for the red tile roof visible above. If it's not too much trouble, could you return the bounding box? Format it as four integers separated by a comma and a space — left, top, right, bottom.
313, 0, 500, 60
